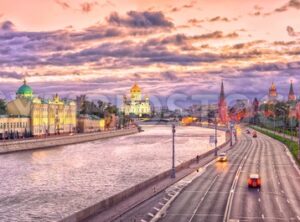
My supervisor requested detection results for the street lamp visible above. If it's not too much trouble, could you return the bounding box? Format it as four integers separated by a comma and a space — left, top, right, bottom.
214, 115, 218, 156
171, 124, 176, 178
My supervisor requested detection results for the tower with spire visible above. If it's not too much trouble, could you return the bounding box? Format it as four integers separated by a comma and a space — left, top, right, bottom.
268, 82, 278, 103
218, 81, 228, 124
288, 80, 296, 102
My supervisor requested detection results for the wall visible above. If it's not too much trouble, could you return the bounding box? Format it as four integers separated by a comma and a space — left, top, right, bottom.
0, 128, 139, 154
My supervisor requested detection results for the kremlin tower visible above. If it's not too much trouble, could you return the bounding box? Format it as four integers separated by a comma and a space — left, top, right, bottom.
218, 81, 228, 124
288, 80, 296, 102
268, 82, 278, 103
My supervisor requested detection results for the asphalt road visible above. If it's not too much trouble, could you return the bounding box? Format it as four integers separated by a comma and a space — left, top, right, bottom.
116, 129, 300, 222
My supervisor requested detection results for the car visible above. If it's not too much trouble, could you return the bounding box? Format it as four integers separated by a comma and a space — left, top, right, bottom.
248, 174, 261, 188
217, 152, 228, 162
252, 131, 257, 138
246, 129, 251, 134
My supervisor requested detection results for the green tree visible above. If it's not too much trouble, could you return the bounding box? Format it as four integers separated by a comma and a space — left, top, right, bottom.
0, 99, 6, 115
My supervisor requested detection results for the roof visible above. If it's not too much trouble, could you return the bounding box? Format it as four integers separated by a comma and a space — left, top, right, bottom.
249, 174, 260, 179
16, 79, 33, 96
130, 83, 141, 93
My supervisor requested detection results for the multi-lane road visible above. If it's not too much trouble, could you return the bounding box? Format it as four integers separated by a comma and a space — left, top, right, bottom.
116, 129, 300, 222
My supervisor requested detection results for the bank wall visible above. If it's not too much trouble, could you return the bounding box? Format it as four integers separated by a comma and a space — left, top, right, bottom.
0, 128, 139, 154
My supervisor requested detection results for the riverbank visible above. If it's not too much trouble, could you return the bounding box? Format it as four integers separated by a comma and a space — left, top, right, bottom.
0, 128, 139, 154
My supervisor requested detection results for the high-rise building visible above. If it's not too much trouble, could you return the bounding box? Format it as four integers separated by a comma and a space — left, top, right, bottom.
218, 81, 228, 124
122, 83, 151, 117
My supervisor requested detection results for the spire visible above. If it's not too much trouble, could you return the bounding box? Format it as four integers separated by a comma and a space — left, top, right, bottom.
288, 80, 296, 101
220, 81, 225, 100
23, 79, 27, 85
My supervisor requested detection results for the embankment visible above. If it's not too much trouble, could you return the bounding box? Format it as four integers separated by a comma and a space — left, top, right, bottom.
0, 128, 139, 154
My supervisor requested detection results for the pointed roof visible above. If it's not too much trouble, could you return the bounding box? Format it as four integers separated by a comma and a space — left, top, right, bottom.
288, 80, 296, 101
220, 81, 225, 100
130, 82, 141, 93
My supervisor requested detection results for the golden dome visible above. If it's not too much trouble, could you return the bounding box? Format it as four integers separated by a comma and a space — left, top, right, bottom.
270, 82, 276, 90
131, 83, 141, 93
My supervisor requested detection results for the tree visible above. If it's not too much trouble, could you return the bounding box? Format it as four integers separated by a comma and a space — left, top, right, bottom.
0, 99, 6, 115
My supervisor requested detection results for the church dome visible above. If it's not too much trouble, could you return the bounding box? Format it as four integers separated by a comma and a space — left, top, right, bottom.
16, 80, 33, 98
131, 83, 141, 93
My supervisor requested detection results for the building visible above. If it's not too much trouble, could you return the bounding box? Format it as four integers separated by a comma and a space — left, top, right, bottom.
0, 115, 30, 139
6, 80, 77, 136
218, 81, 229, 124
77, 115, 101, 133
122, 83, 151, 117
288, 80, 296, 102
268, 82, 278, 103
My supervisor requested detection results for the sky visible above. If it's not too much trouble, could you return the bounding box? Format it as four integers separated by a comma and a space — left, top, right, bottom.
0, 0, 300, 108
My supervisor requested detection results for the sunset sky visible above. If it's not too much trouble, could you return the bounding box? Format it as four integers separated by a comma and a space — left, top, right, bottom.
0, 0, 300, 107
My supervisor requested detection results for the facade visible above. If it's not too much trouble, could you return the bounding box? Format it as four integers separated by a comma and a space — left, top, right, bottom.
218, 81, 229, 125
6, 80, 76, 137
122, 83, 151, 117
0, 116, 30, 139
77, 115, 101, 133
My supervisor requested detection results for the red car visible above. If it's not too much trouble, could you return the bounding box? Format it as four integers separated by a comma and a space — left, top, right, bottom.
248, 174, 261, 188
252, 131, 257, 138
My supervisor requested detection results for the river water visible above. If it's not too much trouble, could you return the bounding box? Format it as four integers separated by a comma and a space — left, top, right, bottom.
0, 125, 225, 222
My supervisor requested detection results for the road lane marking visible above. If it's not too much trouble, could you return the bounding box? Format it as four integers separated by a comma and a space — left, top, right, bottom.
153, 207, 160, 211
262, 214, 265, 219
258, 198, 261, 202
187, 174, 219, 222
147, 213, 154, 217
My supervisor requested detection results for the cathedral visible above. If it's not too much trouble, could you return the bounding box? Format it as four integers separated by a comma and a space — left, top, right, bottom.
122, 83, 151, 117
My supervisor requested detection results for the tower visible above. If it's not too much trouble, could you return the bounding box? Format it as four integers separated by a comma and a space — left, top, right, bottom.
268, 82, 278, 102
218, 81, 228, 124
288, 80, 296, 102
130, 83, 142, 102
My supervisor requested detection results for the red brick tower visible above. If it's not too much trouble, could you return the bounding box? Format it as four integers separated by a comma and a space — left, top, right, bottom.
218, 81, 228, 125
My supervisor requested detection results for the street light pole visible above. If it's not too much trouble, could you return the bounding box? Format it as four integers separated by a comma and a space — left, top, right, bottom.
214, 115, 218, 156
298, 122, 300, 160
171, 124, 176, 178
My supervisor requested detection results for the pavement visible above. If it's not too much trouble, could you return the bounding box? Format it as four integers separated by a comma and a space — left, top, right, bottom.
111, 128, 300, 222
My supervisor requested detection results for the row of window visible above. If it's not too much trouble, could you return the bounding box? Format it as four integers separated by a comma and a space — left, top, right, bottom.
0, 122, 28, 129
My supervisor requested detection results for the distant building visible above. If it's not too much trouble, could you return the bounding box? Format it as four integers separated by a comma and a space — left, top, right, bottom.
77, 114, 101, 133
122, 83, 151, 117
268, 82, 278, 103
6, 80, 77, 136
288, 80, 296, 102
218, 81, 228, 124
0, 116, 30, 139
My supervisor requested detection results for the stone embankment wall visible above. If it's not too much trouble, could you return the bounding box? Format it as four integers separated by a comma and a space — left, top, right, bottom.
0, 128, 139, 154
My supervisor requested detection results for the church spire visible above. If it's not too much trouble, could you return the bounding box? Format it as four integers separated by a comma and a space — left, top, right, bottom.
288, 80, 296, 101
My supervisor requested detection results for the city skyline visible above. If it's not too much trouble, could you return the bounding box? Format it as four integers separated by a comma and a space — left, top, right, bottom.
0, 0, 300, 103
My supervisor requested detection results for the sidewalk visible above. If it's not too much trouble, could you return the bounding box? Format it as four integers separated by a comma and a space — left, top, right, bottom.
253, 125, 298, 142
84, 140, 237, 222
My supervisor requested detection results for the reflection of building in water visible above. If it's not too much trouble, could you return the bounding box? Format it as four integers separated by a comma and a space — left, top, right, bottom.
122, 83, 151, 117
5, 80, 76, 137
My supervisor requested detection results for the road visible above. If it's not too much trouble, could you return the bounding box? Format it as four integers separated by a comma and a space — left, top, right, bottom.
116, 129, 300, 222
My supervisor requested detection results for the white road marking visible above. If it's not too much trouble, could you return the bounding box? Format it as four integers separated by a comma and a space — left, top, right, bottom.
158, 202, 164, 206
258, 198, 261, 202
148, 213, 154, 217
141, 219, 147, 222
153, 207, 160, 211
262, 214, 265, 219
297, 216, 300, 221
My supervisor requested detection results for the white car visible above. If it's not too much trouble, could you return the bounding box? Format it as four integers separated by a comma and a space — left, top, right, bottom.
217, 152, 228, 162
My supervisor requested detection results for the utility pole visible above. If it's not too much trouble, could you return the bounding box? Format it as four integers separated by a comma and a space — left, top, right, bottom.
230, 122, 234, 147
171, 124, 176, 178
214, 115, 218, 156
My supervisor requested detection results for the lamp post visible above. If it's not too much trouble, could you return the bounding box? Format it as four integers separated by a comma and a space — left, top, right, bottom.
214, 115, 218, 156
171, 124, 176, 178
230, 122, 234, 147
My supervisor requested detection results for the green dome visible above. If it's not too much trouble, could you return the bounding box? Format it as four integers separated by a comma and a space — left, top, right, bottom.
16, 80, 33, 97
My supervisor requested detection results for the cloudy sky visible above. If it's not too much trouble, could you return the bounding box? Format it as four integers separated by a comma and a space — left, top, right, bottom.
0, 0, 300, 107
